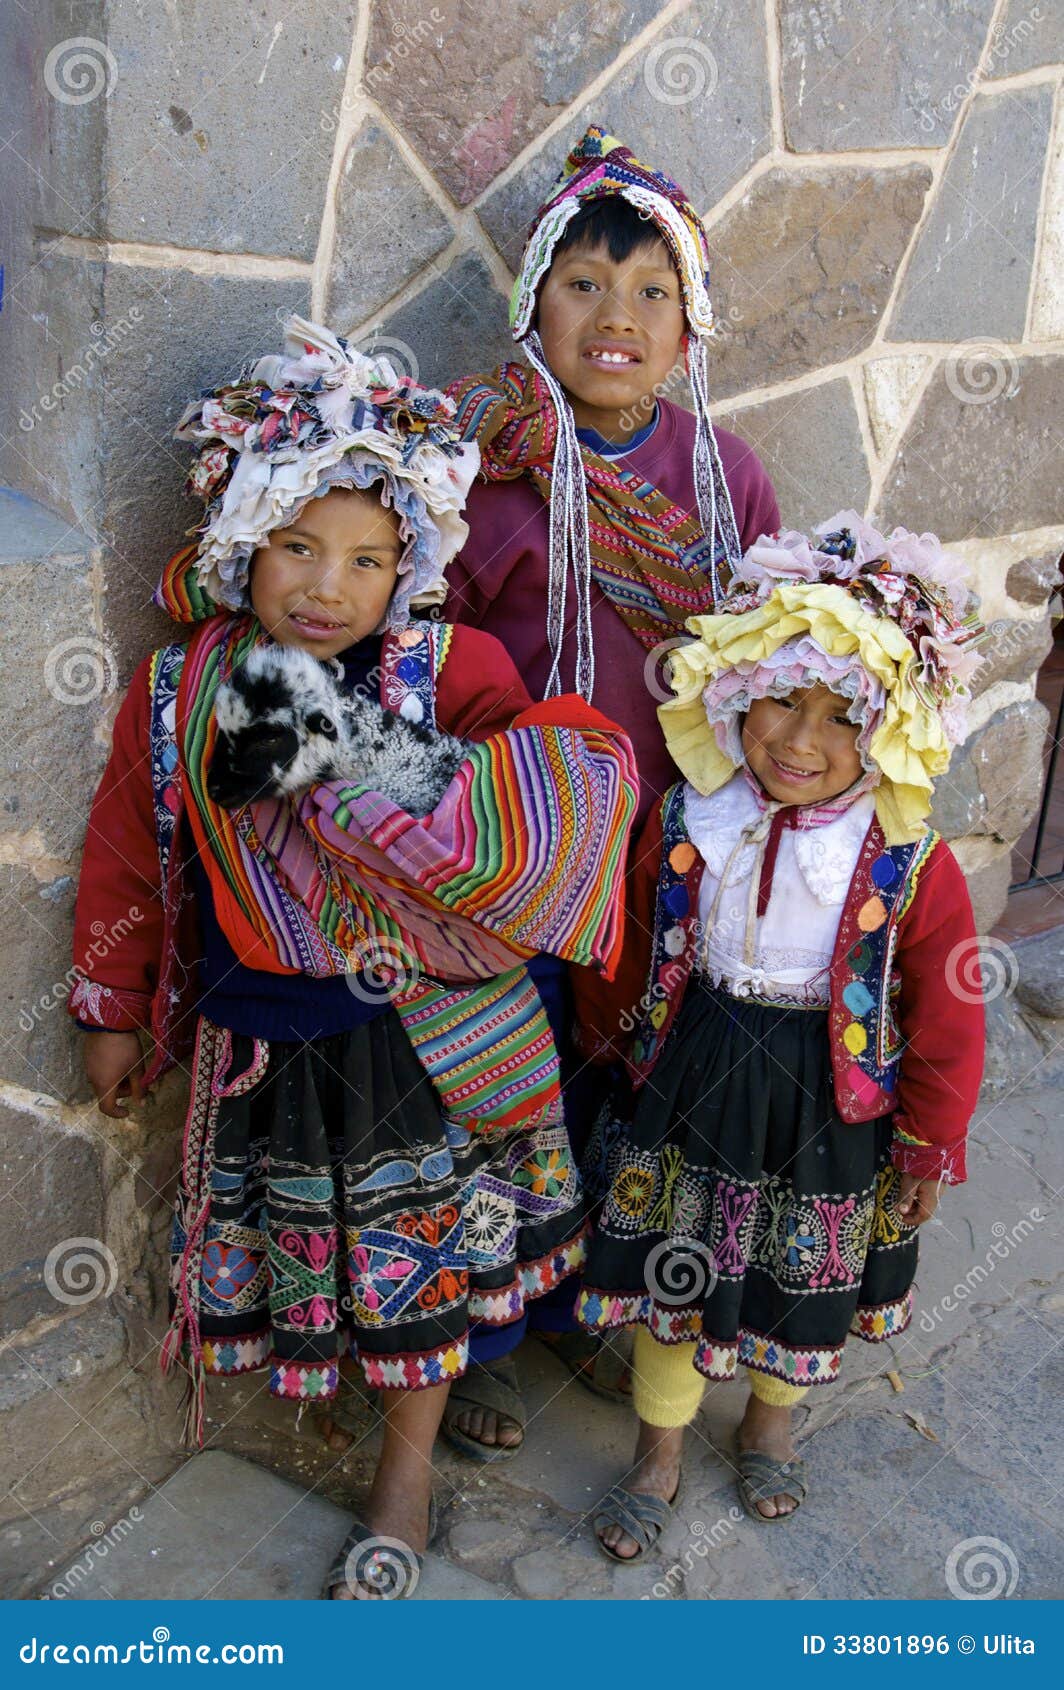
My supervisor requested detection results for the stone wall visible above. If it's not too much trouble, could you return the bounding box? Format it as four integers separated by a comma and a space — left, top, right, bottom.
1, 0, 1061, 1594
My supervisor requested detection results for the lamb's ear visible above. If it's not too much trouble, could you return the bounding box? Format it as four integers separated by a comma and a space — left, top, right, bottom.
306, 710, 338, 740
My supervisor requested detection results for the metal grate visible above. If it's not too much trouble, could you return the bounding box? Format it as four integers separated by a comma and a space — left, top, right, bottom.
1010, 643, 1064, 892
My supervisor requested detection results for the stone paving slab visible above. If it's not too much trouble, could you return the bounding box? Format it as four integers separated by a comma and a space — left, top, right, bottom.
42, 1086, 1064, 1603
51, 1450, 501, 1602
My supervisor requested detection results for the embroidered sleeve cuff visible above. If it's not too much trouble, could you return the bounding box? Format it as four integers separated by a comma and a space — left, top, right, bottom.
890, 1133, 967, 1186
69, 974, 152, 1034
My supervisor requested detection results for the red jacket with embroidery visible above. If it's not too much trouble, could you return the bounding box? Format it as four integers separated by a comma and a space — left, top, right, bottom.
70, 624, 628, 1077
573, 789, 985, 1185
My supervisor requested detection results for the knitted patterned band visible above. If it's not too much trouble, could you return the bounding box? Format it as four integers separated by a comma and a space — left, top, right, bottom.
509, 124, 714, 339
659, 515, 988, 844
155, 315, 479, 626
447, 358, 727, 699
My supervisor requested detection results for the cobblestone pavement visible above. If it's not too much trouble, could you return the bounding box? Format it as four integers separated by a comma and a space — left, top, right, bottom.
42, 1087, 1062, 1602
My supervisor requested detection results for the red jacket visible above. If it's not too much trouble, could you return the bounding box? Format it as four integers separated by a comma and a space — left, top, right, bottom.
445, 404, 780, 830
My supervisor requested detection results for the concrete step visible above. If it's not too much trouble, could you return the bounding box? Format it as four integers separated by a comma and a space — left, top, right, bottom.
48, 1449, 503, 1601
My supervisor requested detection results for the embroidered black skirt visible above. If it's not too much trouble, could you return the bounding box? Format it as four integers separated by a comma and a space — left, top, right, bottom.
577, 978, 918, 1388
162, 1011, 586, 1431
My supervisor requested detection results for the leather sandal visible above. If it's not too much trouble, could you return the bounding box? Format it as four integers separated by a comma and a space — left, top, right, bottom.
534, 1327, 633, 1404
439, 1357, 525, 1462
322, 1494, 438, 1599
735, 1448, 808, 1522
592, 1474, 682, 1563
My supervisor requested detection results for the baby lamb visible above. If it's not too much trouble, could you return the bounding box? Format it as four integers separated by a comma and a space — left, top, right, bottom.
207, 643, 466, 815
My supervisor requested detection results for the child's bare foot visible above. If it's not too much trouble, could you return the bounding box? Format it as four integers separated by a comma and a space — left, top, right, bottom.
595, 1422, 683, 1560
315, 1360, 368, 1455
737, 1394, 800, 1518
318, 1409, 358, 1454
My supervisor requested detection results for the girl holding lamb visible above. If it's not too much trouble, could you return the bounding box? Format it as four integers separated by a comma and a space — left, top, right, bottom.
70, 316, 636, 1599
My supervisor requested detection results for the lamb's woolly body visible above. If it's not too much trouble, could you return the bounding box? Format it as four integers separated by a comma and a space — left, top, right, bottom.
208, 642, 465, 814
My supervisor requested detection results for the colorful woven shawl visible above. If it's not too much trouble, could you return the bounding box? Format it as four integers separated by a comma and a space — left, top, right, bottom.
448, 360, 726, 666
177, 614, 636, 1132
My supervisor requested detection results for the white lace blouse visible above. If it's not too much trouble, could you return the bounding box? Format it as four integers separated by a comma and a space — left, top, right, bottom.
684, 774, 876, 1006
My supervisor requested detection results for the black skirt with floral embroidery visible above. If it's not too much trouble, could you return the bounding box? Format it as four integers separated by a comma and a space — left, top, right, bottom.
577, 978, 918, 1389
162, 1010, 586, 1432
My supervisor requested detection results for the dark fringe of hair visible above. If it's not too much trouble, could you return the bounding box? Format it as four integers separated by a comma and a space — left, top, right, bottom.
551, 196, 666, 265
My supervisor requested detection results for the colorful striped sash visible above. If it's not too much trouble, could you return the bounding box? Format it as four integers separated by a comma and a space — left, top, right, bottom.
157, 617, 635, 1134
447, 362, 728, 656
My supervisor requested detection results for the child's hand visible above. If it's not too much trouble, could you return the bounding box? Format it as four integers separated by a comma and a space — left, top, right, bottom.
84, 1030, 149, 1119
896, 1172, 940, 1227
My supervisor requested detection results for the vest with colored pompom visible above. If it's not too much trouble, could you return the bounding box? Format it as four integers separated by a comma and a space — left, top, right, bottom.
626, 783, 939, 1124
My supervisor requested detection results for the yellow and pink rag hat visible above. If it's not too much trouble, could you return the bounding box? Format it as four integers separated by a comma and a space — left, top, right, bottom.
660, 512, 987, 844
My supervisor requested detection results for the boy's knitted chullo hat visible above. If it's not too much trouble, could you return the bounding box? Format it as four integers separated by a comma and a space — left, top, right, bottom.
155, 315, 479, 627
509, 125, 742, 670
659, 514, 986, 844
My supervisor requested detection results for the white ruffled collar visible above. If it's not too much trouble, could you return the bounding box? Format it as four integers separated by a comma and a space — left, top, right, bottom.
684, 774, 875, 908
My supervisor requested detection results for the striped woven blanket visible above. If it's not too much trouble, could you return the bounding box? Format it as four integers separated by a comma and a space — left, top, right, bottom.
177, 615, 637, 1132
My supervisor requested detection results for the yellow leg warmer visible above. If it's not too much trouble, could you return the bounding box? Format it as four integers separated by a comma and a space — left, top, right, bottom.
746, 1367, 808, 1407
630, 1327, 704, 1429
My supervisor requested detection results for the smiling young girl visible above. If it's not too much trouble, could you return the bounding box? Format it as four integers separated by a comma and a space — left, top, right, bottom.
574, 517, 986, 1558
69, 316, 635, 1598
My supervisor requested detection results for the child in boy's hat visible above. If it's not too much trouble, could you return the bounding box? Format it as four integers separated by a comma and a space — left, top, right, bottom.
439, 123, 781, 1453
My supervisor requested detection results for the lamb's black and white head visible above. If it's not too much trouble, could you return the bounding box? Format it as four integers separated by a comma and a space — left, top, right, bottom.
207, 645, 344, 808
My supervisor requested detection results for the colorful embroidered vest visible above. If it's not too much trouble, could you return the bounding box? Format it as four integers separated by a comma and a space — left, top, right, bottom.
626, 784, 939, 1124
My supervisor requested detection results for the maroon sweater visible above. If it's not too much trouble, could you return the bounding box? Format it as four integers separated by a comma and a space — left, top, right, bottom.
444, 399, 780, 826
